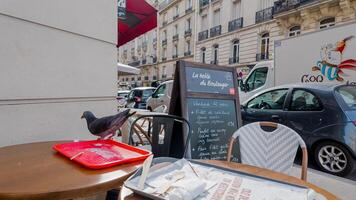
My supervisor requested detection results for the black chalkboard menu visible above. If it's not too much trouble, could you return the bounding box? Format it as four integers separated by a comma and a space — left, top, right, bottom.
169, 61, 241, 160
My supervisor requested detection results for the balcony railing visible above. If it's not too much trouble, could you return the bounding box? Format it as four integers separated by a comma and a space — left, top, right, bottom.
274, 0, 316, 14
128, 60, 140, 67
173, 14, 179, 20
210, 25, 221, 38
184, 51, 191, 56
229, 57, 239, 64
173, 34, 179, 41
200, 0, 209, 7
210, 60, 218, 65
228, 17, 243, 32
172, 54, 178, 59
255, 7, 274, 24
256, 53, 269, 61
162, 39, 167, 46
162, 57, 167, 61
162, 21, 168, 26
185, 7, 193, 14
184, 29, 192, 37
198, 30, 209, 41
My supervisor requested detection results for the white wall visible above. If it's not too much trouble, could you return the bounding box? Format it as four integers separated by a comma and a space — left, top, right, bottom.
0, 0, 117, 147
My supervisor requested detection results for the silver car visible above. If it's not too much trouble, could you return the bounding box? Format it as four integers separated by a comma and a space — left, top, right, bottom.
146, 80, 173, 112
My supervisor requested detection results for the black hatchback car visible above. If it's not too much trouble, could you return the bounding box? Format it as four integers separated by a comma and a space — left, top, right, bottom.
241, 84, 356, 176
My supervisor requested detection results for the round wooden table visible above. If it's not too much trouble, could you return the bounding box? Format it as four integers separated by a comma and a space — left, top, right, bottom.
120, 160, 339, 200
0, 141, 143, 200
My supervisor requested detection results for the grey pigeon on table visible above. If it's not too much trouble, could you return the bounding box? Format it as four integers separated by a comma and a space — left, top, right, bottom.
81, 109, 135, 139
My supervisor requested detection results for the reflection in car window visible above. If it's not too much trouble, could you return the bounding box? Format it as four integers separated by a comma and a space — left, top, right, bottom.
247, 89, 288, 110
245, 67, 268, 92
335, 86, 356, 110
290, 90, 323, 111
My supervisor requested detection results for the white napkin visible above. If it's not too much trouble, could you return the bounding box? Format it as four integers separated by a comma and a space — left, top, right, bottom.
168, 178, 207, 200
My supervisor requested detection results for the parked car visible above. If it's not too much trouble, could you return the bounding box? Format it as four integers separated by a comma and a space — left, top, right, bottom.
125, 87, 156, 109
241, 84, 356, 176
117, 90, 129, 107
146, 80, 173, 112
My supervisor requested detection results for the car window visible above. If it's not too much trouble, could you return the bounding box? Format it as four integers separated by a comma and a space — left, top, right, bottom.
335, 86, 356, 110
155, 85, 166, 97
290, 89, 323, 111
245, 67, 268, 92
127, 91, 135, 100
142, 89, 154, 99
247, 89, 288, 110
118, 93, 128, 98
133, 90, 142, 97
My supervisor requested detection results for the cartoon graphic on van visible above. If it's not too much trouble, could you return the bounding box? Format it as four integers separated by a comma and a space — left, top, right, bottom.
312, 36, 356, 81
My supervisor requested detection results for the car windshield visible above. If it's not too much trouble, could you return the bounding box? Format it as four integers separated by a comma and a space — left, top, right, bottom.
335, 86, 356, 109
142, 89, 155, 99
118, 93, 128, 97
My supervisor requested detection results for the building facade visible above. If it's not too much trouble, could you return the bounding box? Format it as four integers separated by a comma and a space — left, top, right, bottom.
194, 0, 356, 78
157, 0, 196, 81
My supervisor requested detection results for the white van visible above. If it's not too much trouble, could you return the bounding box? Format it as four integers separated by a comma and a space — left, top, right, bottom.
239, 22, 356, 103
146, 80, 173, 112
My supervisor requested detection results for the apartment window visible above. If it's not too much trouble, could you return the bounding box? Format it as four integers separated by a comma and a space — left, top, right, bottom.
162, 48, 167, 58
213, 44, 219, 64
213, 9, 220, 26
186, 18, 191, 30
163, 30, 167, 39
231, 1, 241, 20
289, 25, 301, 37
232, 40, 239, 61
162, 66, 167, 77
259, 0, 275, 10
175, 5, 179, 16
186, 40, 191, 52
186, 0, 192, 9
260, 32, 270, 60
201, 47, 206, 63
174, 44, 178, 56
174, 25, 178, 35
201, 15, 208, 30
320, 17, 335, 29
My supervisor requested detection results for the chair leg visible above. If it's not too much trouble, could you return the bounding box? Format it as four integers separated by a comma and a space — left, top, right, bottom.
301, 147, 308, 181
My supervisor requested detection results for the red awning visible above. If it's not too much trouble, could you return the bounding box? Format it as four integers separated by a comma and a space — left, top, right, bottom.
117, 0, 157, 47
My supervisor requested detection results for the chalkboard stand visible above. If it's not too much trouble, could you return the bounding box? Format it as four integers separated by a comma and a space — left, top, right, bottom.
169, 60, 242, 160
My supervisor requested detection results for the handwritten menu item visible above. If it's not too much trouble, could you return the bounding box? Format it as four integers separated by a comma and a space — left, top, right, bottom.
169, 61, 242, 159
187, 98, 238, 160
185, 67, 235, 95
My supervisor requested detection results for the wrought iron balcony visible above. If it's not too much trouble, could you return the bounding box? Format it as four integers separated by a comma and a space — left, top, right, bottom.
184, 29, 192, 37
228, 17, 243, 32
184, 51, 191, 56
162, 39, 167, 46
162, 57, 167, 61
210, 25, 221, 38
173, 14, 179, 20
128, 60, 140, 67
173, 34, 179, 41
256, 53, 269, 61
141, 59, 147, 65
162, 21, 168, 26
172, 54, 178, 59
185, 7, 193, 14
274, 0, 316, 14
229, 57, 239, 64
255, 7, 274, 24
200, 0, 209, 7
198, 30, 209, 41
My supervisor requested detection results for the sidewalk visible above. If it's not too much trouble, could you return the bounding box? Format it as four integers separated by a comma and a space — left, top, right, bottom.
290, 165, 356, 200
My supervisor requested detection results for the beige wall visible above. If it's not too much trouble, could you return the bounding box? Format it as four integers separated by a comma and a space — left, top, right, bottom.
0, 0, 117, 147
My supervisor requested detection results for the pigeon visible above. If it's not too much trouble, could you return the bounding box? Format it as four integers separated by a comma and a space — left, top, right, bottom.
81, 109, 136, 139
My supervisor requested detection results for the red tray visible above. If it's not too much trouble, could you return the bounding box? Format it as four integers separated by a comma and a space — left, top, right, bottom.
53, 140, 152, 169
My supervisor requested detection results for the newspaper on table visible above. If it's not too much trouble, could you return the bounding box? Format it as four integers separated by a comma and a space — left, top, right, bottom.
128, 159, 326, 200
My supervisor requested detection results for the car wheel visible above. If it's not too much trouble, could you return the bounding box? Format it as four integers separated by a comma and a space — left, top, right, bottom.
314, 141, 353, 176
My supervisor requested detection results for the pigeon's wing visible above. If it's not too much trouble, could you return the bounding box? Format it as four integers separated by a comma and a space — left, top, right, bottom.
88, 116, 114, 135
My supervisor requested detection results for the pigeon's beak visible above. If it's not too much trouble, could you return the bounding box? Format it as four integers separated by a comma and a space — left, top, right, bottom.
80, 115, 84, 119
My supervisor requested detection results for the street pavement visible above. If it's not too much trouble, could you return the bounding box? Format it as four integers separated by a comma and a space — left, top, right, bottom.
289, 165, 356, 200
